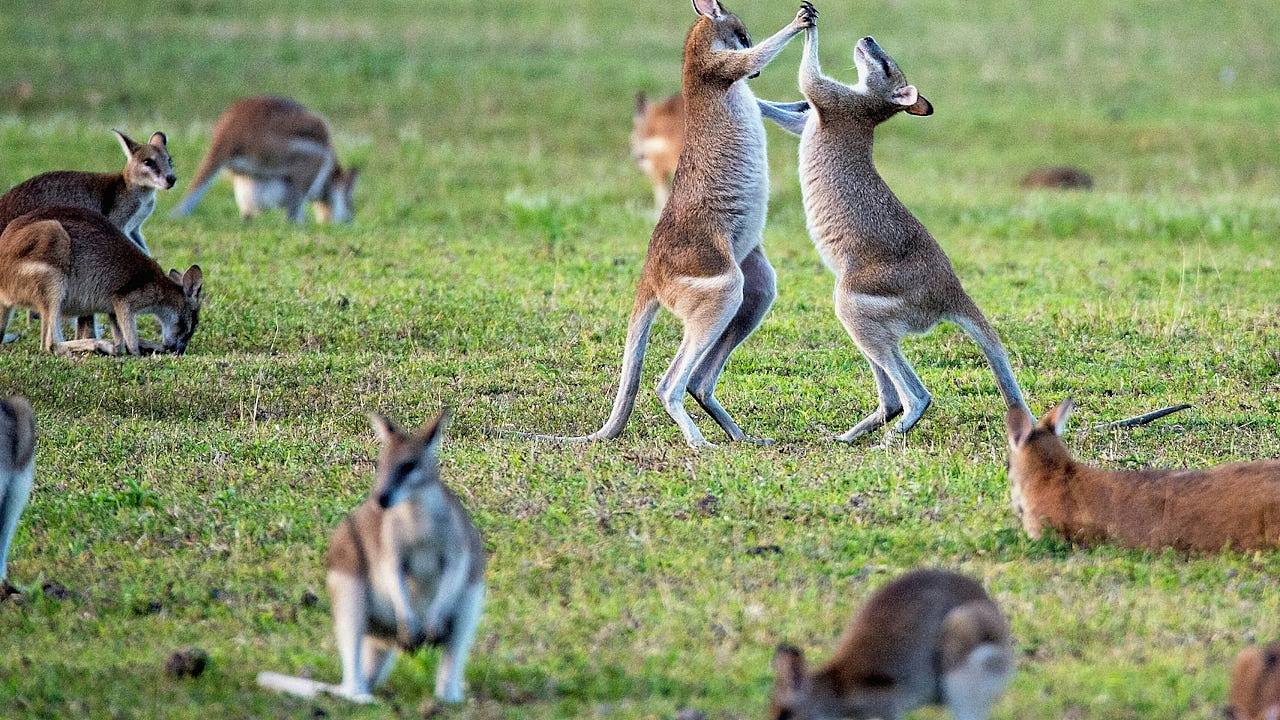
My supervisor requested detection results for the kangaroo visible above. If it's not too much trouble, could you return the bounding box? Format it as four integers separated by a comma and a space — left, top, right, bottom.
1006, 399, 1280, 551
172, 96, 359, 224
0, 130, 174, 256
1230, 643, 1280, 720
0, 396, 35, 592
535, 0, 816, 449
258, 410, 486, 705
759, 26, 1030, 441
769, 568, 1014, 720
0, 207, 203, 355
631, 91, 685, 212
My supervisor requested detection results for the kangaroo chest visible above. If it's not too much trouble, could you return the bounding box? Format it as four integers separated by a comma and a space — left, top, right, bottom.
109, 190, 154, 237
722, 82, 769, 260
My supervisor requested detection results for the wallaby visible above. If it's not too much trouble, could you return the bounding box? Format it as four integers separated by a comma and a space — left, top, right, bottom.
760, 26, 1030, 441
1006, 399, 1280, 551
535, 0, 816, 449
631, 91, 685, 212
0, 130, 174, 255
258, 410, 486, 704
769, 568, 1014, 720
0, 207, 203, 355
1230, 643, 1280, 720
0, 396, 35, 591
172, 96, 359, 224
0, 130, 175, 340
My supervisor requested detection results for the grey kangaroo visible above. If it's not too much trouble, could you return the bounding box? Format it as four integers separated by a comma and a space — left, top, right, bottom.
764, 24, 1031, 441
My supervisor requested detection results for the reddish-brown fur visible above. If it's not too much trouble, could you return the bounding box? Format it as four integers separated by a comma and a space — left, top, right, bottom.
1007, 400, 1280, 552
1230, 644, 1280, 720
631, 92, 685, 211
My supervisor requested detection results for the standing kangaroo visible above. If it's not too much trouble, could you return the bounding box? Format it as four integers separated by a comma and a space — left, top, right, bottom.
1006, 399, 1280, 552
0, 207, 203, 355
537, 0, 816, 449
171, 96, 358, 224
769, 569, 1014, 720
258, 410, 486, 705
1230, 643, 1280, 720
762, 26, 1029, 441
0, 396, 35, 591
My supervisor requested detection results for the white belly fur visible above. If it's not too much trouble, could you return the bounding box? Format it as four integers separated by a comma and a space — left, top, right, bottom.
725, 82, 769, 262
232, 174, 288, 213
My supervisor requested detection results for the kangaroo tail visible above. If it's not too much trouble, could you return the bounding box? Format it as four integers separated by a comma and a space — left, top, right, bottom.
257, 671, 338, 699
170, 141, 227, 218
1095, 404, 1191, 430
520, 289, 661, 443
951, 305, 1029, 415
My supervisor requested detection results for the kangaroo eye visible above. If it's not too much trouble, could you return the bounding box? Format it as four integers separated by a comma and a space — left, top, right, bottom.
144, 159, 157, 169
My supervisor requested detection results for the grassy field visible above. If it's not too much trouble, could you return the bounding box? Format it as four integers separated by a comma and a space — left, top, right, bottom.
1, 0, 1279, 717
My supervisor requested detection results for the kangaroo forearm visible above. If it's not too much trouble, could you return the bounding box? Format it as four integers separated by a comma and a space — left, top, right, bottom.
800, 27, 849, 108
757, 100, 809, 136
712, 23, 801, 80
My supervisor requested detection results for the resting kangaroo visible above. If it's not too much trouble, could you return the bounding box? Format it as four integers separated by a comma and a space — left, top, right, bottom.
1007, 399, 1280, 552
537, 0, 816, 449
769, 568, 1014, 720
258, 410, 486, 704
763, 26, 1030, 441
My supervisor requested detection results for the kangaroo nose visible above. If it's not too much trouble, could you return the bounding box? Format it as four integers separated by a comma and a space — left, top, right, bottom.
166, 175, 177, 188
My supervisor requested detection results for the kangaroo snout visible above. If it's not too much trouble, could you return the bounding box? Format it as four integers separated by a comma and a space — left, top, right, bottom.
165, 174, 177, 188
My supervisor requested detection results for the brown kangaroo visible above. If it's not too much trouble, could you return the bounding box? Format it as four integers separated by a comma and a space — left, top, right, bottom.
631, 91, 685, 212
1007, 399, 1280, 551
769, 568, 1014, 720
0, 207, 202, 355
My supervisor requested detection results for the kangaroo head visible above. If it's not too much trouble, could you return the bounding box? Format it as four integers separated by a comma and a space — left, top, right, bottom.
689, 0, 756, 72
162, 265, 203, 355
116, 130, 176, 190
369, 409, 449, 510
1006, 399, 1076, 521
768, 644, 895, 720
316, 165, 358, 224
846, 37, 933, 123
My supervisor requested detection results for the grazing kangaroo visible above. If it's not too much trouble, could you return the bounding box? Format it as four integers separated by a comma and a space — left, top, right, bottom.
0, 396, 35, 589
631, 91, 685, 212
762, 27, 1029, 441
0, 207, 203, 355
172, 96, 359, 224
769, 568, 1014, 720
537, 0, 816, 449
1230, 643, 1280, 720
258, 410, 486, 704
1006, 399, 1280, 551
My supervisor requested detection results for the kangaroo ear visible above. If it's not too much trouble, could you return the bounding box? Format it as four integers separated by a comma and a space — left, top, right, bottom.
113, 130, 140, 157
148, 131, 168, 148
905, 94, 933, 116
691, 0, 726, 19
345, 166, 360, 187
369, 413, 401, 445
181, 265, 203, 302
168, 268, 182, 283
635, 91, 649, 116
1041, 398, 1075, 436
1007, 407, 1034, 448
418, 408, 452, 457
771, 644, 807, 695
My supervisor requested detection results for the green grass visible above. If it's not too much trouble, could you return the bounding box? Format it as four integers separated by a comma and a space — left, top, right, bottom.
1, 0, 1279, 717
